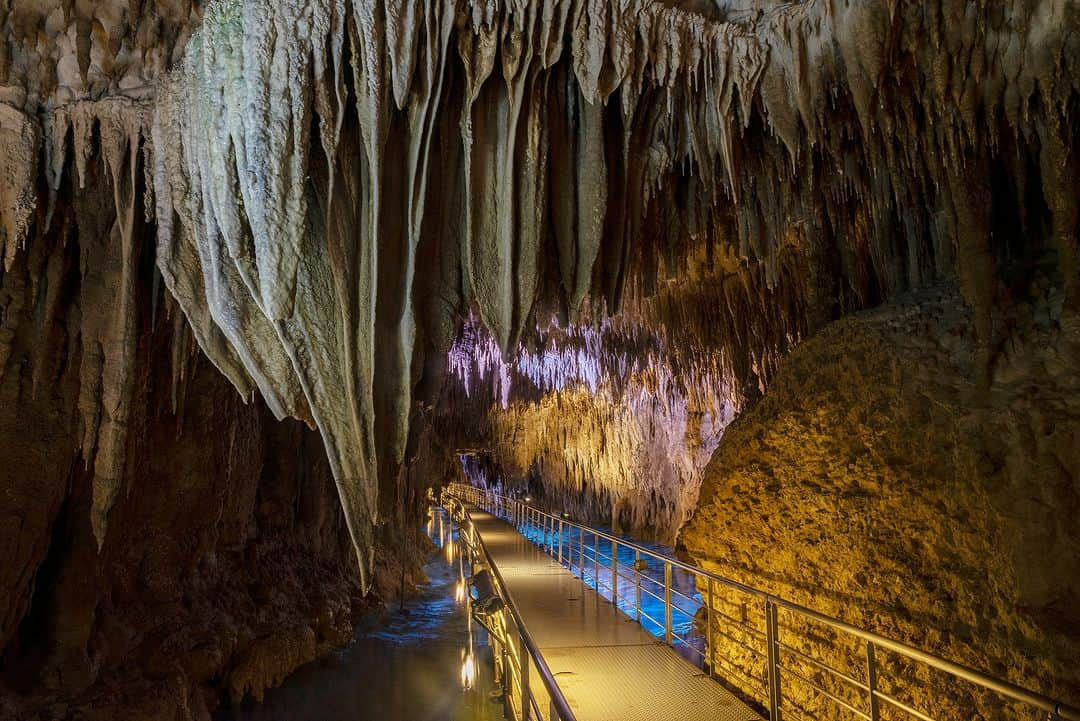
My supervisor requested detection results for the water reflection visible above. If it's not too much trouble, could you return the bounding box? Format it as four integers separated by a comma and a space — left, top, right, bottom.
519, 518, 707, 662
217, 510, 501, 721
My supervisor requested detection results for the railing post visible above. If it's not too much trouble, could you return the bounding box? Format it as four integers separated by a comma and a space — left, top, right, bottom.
765, 599, 782, 721
557, 518, 564, 564
707, 577, 715, 678
579, 527, 585, 577
591, 533, 600, 587
635, 550, 642, 621
866, 641, 881, 721
610, 539, 618, 604
664, 561, 673, 645
519, 632, 531, 721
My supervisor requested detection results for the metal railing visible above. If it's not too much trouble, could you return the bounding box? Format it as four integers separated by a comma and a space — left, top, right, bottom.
448, 483, 1080, 721
442, 494, 578, 721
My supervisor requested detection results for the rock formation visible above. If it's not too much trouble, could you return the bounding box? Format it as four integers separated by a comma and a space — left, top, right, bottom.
0, 189, 375, 720
682, 284, 1080, 717
146, 0, 1079, 575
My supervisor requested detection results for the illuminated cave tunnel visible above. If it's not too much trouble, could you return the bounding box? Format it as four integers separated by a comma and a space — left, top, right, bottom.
0, 0, 1078, 720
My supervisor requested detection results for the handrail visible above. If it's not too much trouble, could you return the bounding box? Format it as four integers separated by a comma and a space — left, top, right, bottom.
449, 483, 1080, 721
442, 495, 578, 721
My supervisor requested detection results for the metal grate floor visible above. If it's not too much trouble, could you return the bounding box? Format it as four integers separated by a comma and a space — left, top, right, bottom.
467, 506, 764, 721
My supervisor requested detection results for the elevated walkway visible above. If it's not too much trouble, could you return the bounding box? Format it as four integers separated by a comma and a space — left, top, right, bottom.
464, 504, 762, 721
446, 484, 1080, 721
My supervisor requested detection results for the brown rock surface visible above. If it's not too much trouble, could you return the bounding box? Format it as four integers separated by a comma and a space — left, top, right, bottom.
0, 137, 377, 720
682, 284, 1080, 718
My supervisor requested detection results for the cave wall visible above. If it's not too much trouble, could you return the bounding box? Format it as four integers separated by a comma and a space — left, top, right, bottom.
681, 285, 1080, 717
0, 6, 428, 716
0, 107, 378, 720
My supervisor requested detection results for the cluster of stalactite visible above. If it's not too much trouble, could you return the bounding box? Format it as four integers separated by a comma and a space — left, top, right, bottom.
0, 93, 391, 719
443, 306, 737, 540
435, 241, 801, 539
3, 0, 1077, 592
0, 98, 157, 550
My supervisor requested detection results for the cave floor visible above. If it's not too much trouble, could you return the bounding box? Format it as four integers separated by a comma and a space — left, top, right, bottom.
465, 506, 763, 721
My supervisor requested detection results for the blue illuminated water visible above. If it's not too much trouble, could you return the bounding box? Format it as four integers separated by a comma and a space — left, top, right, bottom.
518, 516, 706, 664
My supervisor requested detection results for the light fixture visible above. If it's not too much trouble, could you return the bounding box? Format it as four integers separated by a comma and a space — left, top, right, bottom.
461, 651, 476, 690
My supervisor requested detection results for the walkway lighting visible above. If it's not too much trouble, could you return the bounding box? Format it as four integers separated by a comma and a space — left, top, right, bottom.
461, 651, 476, 690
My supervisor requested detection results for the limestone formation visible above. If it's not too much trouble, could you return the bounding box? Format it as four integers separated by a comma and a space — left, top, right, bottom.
143, 0, 1080, 587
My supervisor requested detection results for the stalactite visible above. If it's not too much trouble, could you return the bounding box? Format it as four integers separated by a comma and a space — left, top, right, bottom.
0, 102, 38, 272
36, 98, 155, 547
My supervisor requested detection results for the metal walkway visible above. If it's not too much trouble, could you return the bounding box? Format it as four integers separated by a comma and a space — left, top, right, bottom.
464, 503, 763, 721
447, 484, 1080, 721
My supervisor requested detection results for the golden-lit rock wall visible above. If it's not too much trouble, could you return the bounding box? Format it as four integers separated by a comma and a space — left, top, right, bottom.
682, 284, 1080, 717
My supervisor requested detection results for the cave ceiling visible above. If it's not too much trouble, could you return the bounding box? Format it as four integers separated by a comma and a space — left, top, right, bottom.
0, 0, 1077, 588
